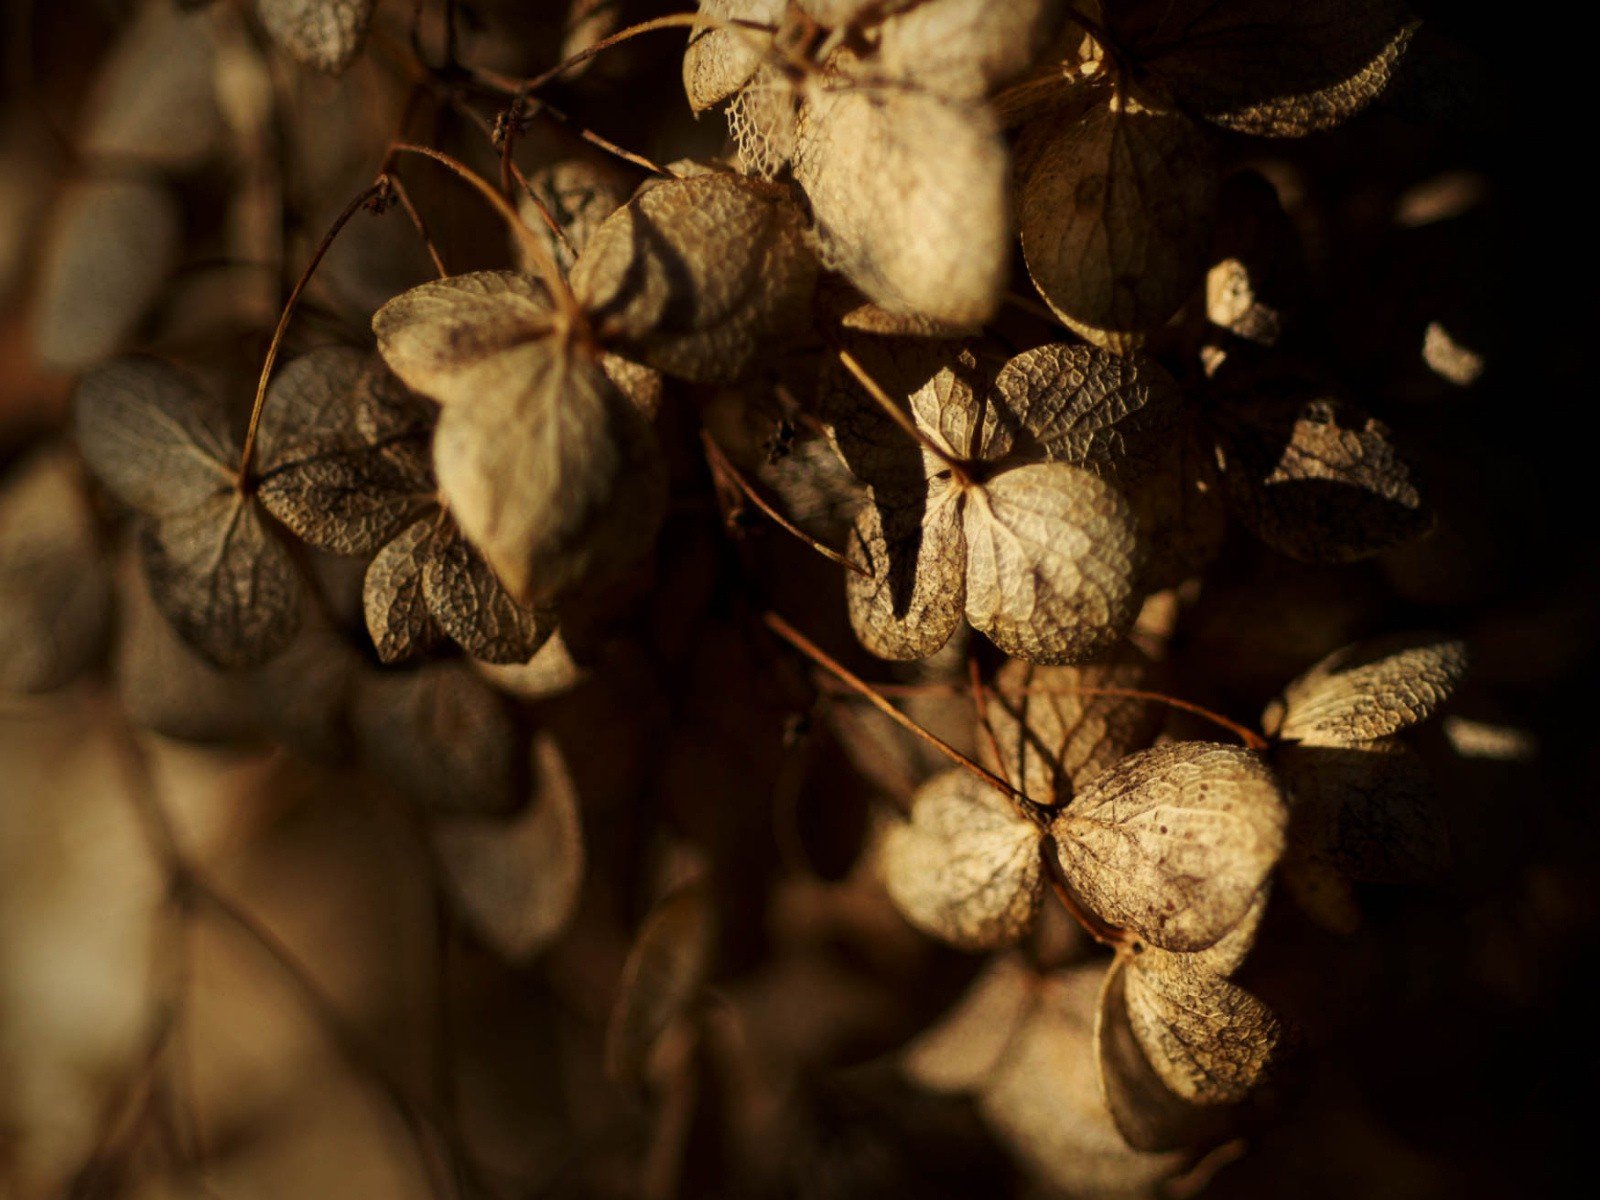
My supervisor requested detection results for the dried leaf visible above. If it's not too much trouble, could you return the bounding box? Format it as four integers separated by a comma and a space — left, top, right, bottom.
79, 0, 223, 171
903, 955, 1037, 1093
1117, 0, 1419, 137
879, 770, 1044, 951
794, 81, 1008, 325
0, 450, 112, 694
429, 335, 663, 604
354, 662, 523, 815
1205, 171, 1306, 345
979, 965, 1183, 1195
1124, 416, 1227, 589
1051, 742, 1286, 951
35, 177, 180, 370
1267, 632, 1468, 746
256, 0, 375, 74
433, 733, 584, 960
980, 343, 1183, 483
962, 463, 1141, 665
985, 648, 1162, 808
845, 479, 966, 661
138, 489, 301, 670
422, 525, 556, 665
473, 630, 588, 701
1214, 386, 1429, 563
372, 271, 554, 408
604, 883, 717, 1086
1017, 82, 1217, 345
875, 0, 1063, 101
362, 518, 442, 664
570, 171, 817, 383
683, 0, 784, 113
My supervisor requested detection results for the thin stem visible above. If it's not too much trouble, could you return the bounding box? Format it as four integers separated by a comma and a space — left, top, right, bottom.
512, 13, 777, 94
833, 347, 971, 485
390, 173, 450, 278
238, 181, 385, 479
387, 143, 584, 331
1043, 851, 1125, 948
701, 431, 869, 578
762, 612, 1025, 806
967, 658, 1011, 790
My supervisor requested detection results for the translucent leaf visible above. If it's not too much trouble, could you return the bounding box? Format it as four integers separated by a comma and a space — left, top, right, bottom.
79, 0, 223, 170
794, 81, 1008, 325
354, 662, 522, 815
1215, 387, 1429, 563
1267, 632, 1468, 747
0, 450, 112, 694
604, 883, 717, 1085
1275, 739, 1448, 883
138, 489, 302, 670
372, 271, 554, 409
35, 177, 180, 370
980, 342, 1183, 483
879, 770, 1044, 951
1117, 0, 1419, 137
903, 955, 1037, 1093
428, 334, 662, 604
433, 733, 584, 960
876, 0, 1064, 101
845, 480, 966, 661
74, 356, 235, 517
727, 64, 799, 178
683, 0, 783, 113
256, 0, 375, 74
985, 648, 1162, 808
1051, 742, 1286, 951
362, 518, 442, 664
1119, 951, 1280, 1106
571, 172, 816, 383
979, 965, 1183, 1195
1017, 82, 1217, 345
962, 463, 1141, 665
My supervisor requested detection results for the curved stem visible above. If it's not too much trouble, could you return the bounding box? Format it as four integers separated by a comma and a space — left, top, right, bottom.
833, 347, 972, 486
238, 180, 385, 481
762, 612, 1026, 807
1053, 685, 1269, 752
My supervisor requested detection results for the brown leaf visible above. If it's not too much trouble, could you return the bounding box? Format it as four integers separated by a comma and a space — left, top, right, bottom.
0, 450, 113, 694
845, 478, 966, 661
518, 158, 633, 276
1017, 81, 1217, 347
1051, 742, 1286, 951
571, 171, 817, 383
35, 177, 181, 370
138, 489, 302, 670
362, 518, 442, 664
1124, 416, 1228, 589
794, 81, 1008, 325
980, 343, 1183, 483
422, 525, 556, 665
962, 463, 1142, 665
683, 0, 784, 113
1266, 632, 1468, 746
879, 770, 1044, 951
1214, 385, 1429, 563
979, 964, 1183, 1195
433, 733, 585, 960
354, 661, 523, 815
472, 630, 588, 701
1205, 171, 1306, 345
604, 883, 717, 1086
372, 271, 554, 409
256, 0, 375, 74
74, 356, 236, 517
1116, 0, 1419, 137
423, 331, 663, 604
875, 0, 1063, 101
985, 648, 1163, 808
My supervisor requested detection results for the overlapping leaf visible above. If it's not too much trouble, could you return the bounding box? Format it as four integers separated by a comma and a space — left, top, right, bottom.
256, 0, 375, 75
1050, 742, 1286, 951
879, 770, 1044, 950
75, 357, 303, 668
